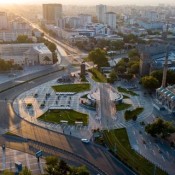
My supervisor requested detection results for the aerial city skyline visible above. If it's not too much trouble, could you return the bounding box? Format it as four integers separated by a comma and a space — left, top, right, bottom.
0, 0, 175, 5
0, 1, 175, 175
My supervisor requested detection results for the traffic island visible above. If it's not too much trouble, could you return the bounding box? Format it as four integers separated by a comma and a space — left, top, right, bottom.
116, 103, 132, 111
117, 86, 138, 96
38, 109, 88, 126
124, 107, 144, 121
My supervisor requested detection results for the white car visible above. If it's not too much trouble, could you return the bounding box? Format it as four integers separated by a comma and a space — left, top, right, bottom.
81, 138, 90, 143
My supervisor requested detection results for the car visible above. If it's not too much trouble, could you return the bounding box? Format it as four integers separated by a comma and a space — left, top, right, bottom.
81, 138, 90, 143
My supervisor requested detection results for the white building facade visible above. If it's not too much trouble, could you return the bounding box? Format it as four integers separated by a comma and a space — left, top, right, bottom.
0, 43, 53, 66
0, 12, 8, 30
105, 12, 117, 31
96, 4, 107, 24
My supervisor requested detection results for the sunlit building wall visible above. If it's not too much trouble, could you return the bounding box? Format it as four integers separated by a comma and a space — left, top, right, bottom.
96, 4, 107, 24
105, 12, 116, 31
43, 4, 62, 25
0, 12, 8, 30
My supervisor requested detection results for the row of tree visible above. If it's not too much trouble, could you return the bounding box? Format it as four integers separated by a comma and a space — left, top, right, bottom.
145, 118, 175, 138
2, 156, 90, 175
45, 156, 90, 175
0, 59, 22, 72
37, 37, 57, 63
88, 48, 109, 68
141, 70, 175, 91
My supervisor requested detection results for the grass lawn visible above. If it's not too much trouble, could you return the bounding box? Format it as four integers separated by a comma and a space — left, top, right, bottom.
89, 68, 107, 83
117, 87, 138, 96
123, 95, 130, 99
52, 83, 90, 93
103, 128, 167, 175
116, 103, 132, 111
83, 57, 91, 62
125, 107, 144, 121
38, 109, 88, 125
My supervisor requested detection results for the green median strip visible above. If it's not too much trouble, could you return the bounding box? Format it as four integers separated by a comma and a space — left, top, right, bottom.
103, 128, 167, 175
89, 68, 107, 83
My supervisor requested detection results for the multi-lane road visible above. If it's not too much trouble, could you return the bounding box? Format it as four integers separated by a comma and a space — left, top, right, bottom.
0, 68, 135, 175
0, 14, 137, 175
0, 18, 136, 174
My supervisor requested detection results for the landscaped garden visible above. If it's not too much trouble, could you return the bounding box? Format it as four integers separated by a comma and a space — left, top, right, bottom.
117, 86, 138, 96
103, 128, 167, 175
124, 107, 144, 121
89, 68, 107, 83
116, 103, 132, 111
38, 109, 88, 125
52, 83, 90, 93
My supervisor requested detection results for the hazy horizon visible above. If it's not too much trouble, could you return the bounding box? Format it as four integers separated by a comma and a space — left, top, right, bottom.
0, 0, 175, 6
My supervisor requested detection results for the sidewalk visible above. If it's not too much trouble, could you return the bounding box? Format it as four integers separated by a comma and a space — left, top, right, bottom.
13, 77, 101, 140
0, 147, 45, 174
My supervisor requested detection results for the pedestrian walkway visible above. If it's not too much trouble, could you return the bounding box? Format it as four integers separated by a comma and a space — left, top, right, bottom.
0, 147, 45, 174
12, 76, 101, 140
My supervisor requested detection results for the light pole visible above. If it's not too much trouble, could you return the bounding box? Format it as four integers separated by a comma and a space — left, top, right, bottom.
153, 164, 156, 175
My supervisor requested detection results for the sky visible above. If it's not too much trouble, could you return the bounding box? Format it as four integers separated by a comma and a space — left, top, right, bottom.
0, 0, 174, 5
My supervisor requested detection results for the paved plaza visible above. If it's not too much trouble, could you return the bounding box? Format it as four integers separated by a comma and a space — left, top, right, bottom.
10, 73, 175, 175
0, 148, 45, 174
13, 78, 101, 139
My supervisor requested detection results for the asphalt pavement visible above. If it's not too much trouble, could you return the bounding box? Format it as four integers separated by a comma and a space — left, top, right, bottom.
0, 70, 135, 175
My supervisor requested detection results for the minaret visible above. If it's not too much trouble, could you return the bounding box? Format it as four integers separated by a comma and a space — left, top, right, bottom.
161, 23, 169, 88
161, 45, 169, 88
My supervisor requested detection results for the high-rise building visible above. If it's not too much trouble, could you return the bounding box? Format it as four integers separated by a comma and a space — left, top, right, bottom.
0, 12, 8, 30
78, 14, 92, 26
96, 4, 107, 23
105, 12, 116, 31
43, 4, 62, 25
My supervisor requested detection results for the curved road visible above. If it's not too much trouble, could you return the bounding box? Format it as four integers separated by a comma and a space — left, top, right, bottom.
0, 69, 135, 175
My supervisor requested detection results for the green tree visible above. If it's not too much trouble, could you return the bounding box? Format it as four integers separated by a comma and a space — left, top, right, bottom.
2, 170, 14, 175
70, 165, 90, 175
145, 118, 175, 138
19, 166, 32, 175
45, 156, 59, 175
96, 39, 110, 49
57, 160, 70, 175
111, 41, 124, 51
116, 65, 126, 73
123, 34, 138, 43
141, 76, 159, 90
129, 63, 139, 74
128, 49, 140, 59
17, 35, 32, 43
151, 70, 175, 86
74, 165, 90, 175
108, 70, 117, 83
88, 48, 109, 68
